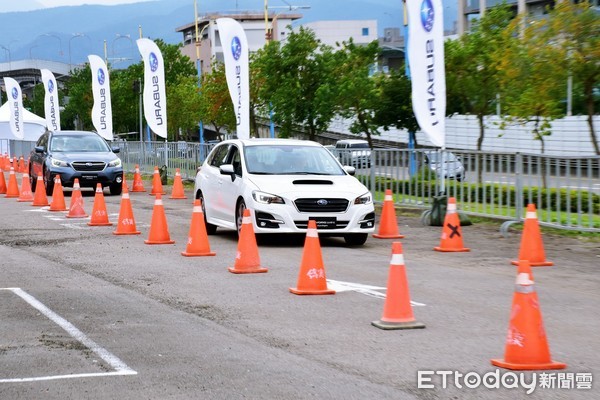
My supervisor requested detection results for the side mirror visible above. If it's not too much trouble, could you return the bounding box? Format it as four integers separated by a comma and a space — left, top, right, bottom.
34, 146, 45, 154
220, 164, 236, 181
111, 146, 121, 153
343, 166, 356, 176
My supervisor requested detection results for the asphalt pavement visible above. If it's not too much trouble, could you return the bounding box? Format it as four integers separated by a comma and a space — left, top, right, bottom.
0, 181, 598, 399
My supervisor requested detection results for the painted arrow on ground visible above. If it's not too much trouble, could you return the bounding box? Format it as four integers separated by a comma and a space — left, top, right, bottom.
326, 279, 426, 306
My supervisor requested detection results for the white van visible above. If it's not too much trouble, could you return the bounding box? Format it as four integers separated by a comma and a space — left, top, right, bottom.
335, 139, 371, 168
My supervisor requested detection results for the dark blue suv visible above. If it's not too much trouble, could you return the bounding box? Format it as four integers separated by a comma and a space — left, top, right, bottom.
29, 130, 123, 196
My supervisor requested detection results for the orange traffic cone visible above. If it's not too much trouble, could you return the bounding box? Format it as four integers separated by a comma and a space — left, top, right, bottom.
18, 156, 25, 173
0, 171, 7, 194
113, 181, 141, 235
170, 168, 187, 199
32, 176, 50, 206
491, 260, 566, 370
511, 204, 553, 267
66, 178, 88, 218
88, 183, 112, 226
5, 167, 20, 198
289, 220, 335, 295
12, 157, 18, 172
144, 193, 175, 244
149, 166, 165, 195
49, 175, 68, 212
373, 189, 404, 239
228, 209, 267, 273
372, 242, 426, 330
17, 173, 34, 202
434, 197, 470, 252
131, 164, 146, 193
182, 199, 216, 256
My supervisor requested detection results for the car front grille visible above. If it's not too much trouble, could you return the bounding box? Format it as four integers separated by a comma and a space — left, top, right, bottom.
71, 161, 106, 172
294, 198, 349, 213
293, 220, 350, 229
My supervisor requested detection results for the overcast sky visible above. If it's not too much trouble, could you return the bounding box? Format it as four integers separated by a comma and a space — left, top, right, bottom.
0, 0, 146, 13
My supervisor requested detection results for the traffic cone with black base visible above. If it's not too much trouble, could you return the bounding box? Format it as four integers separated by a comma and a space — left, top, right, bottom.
88, 183, 112, 226
131, 164, 146, 192
32, 176, 50, 206
170, 168, 187, 199
149, 166, 165, 195
17, 173, 34, 202
228, 209, 267, 273
182, 199, 215, 256
434, 197, 470, 252
5, 167, 20, 198
373, 189, 404, 239
0, 170, 7, 194
511, 204, 553, 267
66, 178, 88, 218
372, 242, 425, 330
491, 260, 566, 370
289, 220, 335, 295
113, 181, 140, 235
144, 193, 175, 244
49, 175, 68, 212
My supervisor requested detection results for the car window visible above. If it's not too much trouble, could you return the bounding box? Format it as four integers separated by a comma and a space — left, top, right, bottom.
245, 145, 345, 175
50, 135, 110, 152
208, 144, 230, 168
228, 146, 243, 177
349, 142, 370, 149
37, 133, 49, 149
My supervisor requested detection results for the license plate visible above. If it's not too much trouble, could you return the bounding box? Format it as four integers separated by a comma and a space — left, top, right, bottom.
81, 175, 96, 180
309, 217, 337, 228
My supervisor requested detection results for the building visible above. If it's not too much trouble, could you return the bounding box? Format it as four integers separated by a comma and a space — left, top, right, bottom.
301, 20, 378, 48
458, 0, 600, 34
176, 11, 302, 74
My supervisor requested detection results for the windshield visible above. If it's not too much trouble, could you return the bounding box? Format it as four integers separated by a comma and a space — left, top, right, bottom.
50, 135, 111, 152
426, 152, 459, 163
245, 145, 346, 175
349, 143, 370, 149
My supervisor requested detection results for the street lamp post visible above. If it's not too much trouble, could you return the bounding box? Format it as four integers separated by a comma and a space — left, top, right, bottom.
39, 33, 64, 59
68, 33, 89, 72
111, 33, 134, 66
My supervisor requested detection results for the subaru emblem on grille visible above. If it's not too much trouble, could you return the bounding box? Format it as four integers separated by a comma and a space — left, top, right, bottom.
86, 162, 93, 167
316, 199, 328, 206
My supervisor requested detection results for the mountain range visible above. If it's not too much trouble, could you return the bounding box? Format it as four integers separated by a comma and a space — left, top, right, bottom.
0, 0, 457, 68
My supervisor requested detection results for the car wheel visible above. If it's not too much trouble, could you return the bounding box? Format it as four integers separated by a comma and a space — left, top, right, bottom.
109, 183, 122, 196
29, 168, 37, 193
44, 170, 54, 197
235, 199, 247, 236
198, 192, 217, 235
344, 233, 368, 246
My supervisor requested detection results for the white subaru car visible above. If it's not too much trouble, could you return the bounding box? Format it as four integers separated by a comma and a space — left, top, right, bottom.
193, 139, 375, 245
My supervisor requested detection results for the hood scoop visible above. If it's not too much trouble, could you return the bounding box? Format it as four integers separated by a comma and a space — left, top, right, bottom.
293, 179, 334, 185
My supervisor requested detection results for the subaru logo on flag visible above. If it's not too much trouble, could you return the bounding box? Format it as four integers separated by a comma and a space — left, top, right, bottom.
11, 87, 18, 99
97, 68, 105, 85
149, 52, 159, 72
48, 79, 55, 93
231, 36, 242, 61
420, 0, 434, 32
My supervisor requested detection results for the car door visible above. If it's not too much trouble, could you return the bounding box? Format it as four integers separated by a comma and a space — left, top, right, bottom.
200, 143, 230, 222
214, 145, 245, 226
30, 132, 49, 179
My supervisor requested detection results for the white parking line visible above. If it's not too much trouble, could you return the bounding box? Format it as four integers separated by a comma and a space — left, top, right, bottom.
0, 288, 137, 383
326, 280, 426, 306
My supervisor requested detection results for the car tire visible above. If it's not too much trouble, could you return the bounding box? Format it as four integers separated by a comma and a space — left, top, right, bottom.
235, 199, 247, 237
44, 170, 54, 197
109, 183, 122, 196
343, 233, 368, 246
198, 192, 217, 235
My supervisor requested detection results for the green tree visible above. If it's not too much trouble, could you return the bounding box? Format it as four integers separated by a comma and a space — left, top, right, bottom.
254, 27, 337, 141
445, 4, 513, 152
197, 62, 236, 138
61, 64, 93, 130
333, 39, 381, 148
373, 69, 418, 138
544, 1, 600, 155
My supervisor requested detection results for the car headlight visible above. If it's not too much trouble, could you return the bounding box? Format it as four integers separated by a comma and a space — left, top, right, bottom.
354, 192, 372, 205
252, 190, 285, 204
50, 158, 68, 167
108, 158, 122, 168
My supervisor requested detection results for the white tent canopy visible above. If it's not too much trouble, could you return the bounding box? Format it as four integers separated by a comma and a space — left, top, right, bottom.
0, 102, 47, 142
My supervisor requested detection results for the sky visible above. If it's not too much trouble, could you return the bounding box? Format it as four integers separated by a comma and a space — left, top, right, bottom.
0, 0, 145, 13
